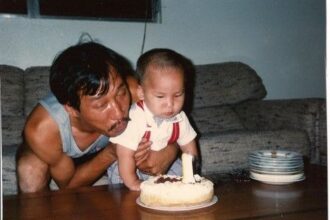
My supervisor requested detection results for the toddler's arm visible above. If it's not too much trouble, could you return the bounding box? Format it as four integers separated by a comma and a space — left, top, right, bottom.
180, 139, 198, 157
116, 144, 141, 191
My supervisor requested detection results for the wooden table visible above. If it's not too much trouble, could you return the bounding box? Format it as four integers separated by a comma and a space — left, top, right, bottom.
3, 164, 327, 220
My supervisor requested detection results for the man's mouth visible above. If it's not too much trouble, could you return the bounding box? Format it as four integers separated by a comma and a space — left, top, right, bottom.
107, 118, 130, 132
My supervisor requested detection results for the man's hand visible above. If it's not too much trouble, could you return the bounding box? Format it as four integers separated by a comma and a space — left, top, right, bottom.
134, 138, 151, 167
67, 143, 117, 188
134, 139, 179, 175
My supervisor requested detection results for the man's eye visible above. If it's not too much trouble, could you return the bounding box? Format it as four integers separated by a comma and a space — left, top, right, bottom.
156, 95, 164, 98
95, 103, 107, 109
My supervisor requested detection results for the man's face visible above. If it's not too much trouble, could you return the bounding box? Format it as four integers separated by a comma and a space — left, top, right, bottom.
77, 70, 131, 137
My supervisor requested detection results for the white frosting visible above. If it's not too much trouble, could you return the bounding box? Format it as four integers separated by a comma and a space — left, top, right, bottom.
140, 174, 214, 207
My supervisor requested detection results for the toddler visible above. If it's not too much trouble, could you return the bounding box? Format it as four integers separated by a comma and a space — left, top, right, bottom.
108, 48, 198, 190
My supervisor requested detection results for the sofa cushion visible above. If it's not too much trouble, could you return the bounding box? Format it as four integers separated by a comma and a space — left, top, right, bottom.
2, 146, 18, 195
191, 106, 244, 134
193, 62, 267, 108
318, 101, 327, 165
24, 66, 51, 116
0, 65, 24, 116
199, 129, 310, 175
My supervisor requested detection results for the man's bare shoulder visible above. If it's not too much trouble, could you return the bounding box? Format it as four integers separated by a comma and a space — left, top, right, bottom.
25, 104, 58, 135
24, 104, 62, 159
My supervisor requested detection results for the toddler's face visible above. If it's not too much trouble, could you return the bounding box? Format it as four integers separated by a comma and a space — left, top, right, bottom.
140, 66, 185, 119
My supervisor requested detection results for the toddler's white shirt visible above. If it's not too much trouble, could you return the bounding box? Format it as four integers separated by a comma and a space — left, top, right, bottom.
109, 101, 197, 151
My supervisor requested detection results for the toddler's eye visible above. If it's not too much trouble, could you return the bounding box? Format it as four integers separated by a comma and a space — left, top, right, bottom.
175, 92, 184, 97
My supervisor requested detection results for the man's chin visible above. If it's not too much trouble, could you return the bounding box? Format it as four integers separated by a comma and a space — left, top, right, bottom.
107, 122, 127, 137
109, 128, 125, 137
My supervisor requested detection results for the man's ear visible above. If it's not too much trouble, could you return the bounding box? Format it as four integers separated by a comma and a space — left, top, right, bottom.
137, 85, 144, 100
64, 104, 79, 117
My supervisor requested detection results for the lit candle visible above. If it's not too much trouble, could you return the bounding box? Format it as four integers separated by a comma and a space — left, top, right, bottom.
182, 153, 196, 183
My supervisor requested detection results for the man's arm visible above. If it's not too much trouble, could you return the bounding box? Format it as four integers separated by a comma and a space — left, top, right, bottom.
23, 107, 77, 188
134, 138, 179, 175
66, 144, 117, 188
20, 105, 117, 190
18, 106, 76, 190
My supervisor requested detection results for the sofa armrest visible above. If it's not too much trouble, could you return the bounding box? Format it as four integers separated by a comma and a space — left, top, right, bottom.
233, 98, 326, 165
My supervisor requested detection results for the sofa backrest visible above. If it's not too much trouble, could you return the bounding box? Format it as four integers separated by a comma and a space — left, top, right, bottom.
13, 62, 268, 116
188, 62, 267, 134
1, 62, 267, 147
24, 66, 51, 116
192, 62, 266, 109
1, 65, 25, 117
1, 65, 25, 147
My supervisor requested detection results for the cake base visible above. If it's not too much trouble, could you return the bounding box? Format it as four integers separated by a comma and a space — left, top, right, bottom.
137, 196, 218, 211
140, 175, 214, 207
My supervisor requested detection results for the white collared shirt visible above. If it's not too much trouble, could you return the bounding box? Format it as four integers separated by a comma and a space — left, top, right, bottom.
109, 101, 197, 151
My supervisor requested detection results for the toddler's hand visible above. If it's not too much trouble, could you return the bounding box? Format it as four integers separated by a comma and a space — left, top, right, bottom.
128, 182, 141, 191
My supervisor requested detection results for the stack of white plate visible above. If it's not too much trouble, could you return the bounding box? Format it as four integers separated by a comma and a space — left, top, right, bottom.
248, 150, 305, 185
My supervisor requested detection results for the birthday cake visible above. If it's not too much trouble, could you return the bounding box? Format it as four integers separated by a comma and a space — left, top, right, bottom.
139, 153, 214, 207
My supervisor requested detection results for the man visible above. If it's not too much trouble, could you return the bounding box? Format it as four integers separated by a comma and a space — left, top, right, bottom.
16, 41, 178, 193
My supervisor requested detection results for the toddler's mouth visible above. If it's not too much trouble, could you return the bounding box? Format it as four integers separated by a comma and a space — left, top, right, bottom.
163, 112, 174, 117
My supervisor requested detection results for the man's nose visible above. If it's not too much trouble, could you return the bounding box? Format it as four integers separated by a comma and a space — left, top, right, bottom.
108, 100, 125, 119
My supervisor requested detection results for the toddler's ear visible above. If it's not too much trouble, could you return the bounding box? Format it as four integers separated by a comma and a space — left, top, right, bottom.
137, 85, 144, 100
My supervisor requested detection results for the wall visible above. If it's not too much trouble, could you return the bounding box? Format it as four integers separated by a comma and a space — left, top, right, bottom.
0, 0, 325, 100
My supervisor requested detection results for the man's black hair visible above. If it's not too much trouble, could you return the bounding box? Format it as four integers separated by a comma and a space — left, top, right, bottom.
50, 41, 134, 110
